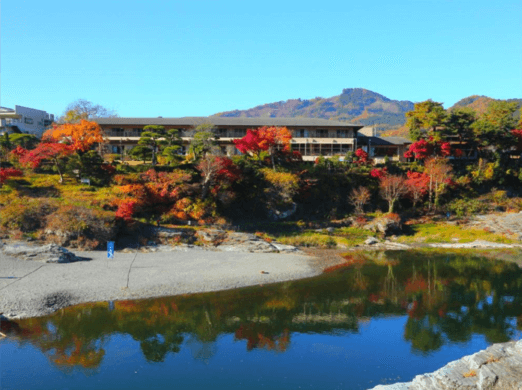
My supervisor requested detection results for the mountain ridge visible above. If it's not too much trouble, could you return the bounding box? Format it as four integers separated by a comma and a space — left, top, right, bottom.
212, 88, 521, 136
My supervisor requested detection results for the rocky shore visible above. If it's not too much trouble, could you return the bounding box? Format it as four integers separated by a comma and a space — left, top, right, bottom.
370, 340, 522, 390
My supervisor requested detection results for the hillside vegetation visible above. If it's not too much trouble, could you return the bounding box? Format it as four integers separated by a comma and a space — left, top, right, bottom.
214, 88, 414, 132
215, 88, 521, 138
2, 95, 522, 250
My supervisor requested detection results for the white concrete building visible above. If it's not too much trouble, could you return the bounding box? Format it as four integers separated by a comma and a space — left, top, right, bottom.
0, 105, 54, 137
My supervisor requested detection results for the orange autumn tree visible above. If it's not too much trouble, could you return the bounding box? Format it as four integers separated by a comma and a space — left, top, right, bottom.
379, 174, 407, 213
234, 126, 292, 168
424, 157, 453, 210
41, 120, 105, 181
43, 120, 103, 152
112, 169, 196, 223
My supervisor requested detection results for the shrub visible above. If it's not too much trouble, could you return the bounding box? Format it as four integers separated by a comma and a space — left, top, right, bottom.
491, 190, 508, 205
45, 204, 116, 248
0, 199, 58, 232
384, 213, 401, 224
260, 168, 299, 210
349, 186, 371, 214
506, 197, 522, 212
104, 154, 120, 163
354, 216, 367, 228
0, 168, 23, 185
447, 198, 491, 217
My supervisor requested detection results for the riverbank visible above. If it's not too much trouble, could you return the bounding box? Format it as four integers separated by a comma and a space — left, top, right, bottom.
2, 238, 522, 320
0, 245, 321, 320
370, 340, 522, 390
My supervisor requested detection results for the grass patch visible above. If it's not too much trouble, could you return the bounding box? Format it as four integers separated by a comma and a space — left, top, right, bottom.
277, 233, 336, 248
397, 223, 516, 244
274, 227, 377, 248
333, 227, 379, 245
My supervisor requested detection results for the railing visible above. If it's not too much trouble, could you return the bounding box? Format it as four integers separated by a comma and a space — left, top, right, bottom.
107, 131, 142, 137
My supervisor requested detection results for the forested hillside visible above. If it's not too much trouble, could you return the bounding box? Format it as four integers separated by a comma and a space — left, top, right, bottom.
214, 89, 521, 138
214, 88, 414, 132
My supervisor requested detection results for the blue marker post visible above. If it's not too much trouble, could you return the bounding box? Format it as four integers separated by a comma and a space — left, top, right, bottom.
107, 241, 115, 259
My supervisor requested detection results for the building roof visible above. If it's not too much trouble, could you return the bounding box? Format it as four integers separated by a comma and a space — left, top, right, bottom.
95, 116, 363, 128
0, 107, 21, 119
358, 136, 411, 146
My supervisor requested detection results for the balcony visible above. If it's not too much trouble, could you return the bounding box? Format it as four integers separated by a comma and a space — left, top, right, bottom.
106, 130, 142, 137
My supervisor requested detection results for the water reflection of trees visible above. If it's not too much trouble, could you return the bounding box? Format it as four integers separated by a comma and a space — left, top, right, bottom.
5, 250, 522, 370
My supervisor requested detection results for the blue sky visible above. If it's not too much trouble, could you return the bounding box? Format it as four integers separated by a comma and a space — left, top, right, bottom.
1, 0, 521, 118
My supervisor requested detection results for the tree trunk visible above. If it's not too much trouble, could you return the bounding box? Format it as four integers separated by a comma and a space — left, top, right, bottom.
201, 174, 212, 200
428, 175, 433, 211
54, 158, 64, 184
152, 146, 157, 166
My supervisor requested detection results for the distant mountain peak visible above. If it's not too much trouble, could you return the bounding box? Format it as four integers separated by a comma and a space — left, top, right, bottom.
214, 88, 414, 131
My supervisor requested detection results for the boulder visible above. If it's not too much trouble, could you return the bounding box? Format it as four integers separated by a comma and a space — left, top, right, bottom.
1, 242, 84, 263
363, 216, 401, 235
370, 340, 522, 390
154, 227, 184, 239
365, 237, 380, 245
197, 229, 227, 244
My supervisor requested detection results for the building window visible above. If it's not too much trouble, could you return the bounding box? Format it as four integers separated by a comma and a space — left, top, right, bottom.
24, 117, 34, 124
216, 128, 228, 137
316, 129, 329, 138
295, 129, 309, 138
111, 128, 124, 136
234, 129, 246, 137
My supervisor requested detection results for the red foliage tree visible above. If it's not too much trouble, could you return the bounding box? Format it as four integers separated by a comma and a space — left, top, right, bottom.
10, 146, 28, 159
19, 142, 75, 183
406, 139, 433, 160
453, 148, 464, 158
0, 167, 23, 186
233, 129, 263, 155
440, 142, 452, 156
405, 138, 453, 160
115, 200, 138, 222
197, 155, 241, 199
113, 169, 193, 223
355, 148, 369, 164
405, 171, 430, 208
233, 126, 292, 168
370, 167, 387, 179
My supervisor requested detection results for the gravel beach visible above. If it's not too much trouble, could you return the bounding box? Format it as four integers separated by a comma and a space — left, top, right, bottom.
0, 246, 321, 319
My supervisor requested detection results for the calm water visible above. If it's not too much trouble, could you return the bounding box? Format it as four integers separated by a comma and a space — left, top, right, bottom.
2, 250, 522, 390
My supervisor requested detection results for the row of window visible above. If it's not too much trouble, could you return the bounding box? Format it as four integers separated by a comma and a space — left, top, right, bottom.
112, 143, 355, 157
2, 117, 34, 125
108, 128, 354, 138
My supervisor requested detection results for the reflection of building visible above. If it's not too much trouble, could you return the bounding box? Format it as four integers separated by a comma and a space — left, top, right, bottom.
0, 106, 54, 137
96, 117, 363, 161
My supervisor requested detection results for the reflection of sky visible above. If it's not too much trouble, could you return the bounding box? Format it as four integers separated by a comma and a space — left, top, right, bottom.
0, 315, 504, 390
